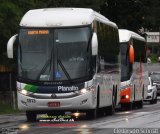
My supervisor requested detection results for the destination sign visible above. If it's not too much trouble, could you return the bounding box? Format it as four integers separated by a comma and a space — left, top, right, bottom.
28, 30, 49, 35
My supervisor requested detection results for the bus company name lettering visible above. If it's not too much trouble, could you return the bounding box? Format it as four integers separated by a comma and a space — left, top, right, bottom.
58, 86, 79, 92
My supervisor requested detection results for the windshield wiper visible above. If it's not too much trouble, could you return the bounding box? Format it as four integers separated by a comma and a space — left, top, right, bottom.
36, 58, 51, 80
57, 59, 73, 84
36, 48, 53, 80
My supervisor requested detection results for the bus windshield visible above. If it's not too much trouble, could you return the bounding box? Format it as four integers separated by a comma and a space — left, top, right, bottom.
120, 43, 131, 82
151, 73, 160, 81
18, 27, 92, 82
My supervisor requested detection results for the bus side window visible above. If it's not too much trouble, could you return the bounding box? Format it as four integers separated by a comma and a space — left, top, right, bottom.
96, 56, 101, 73
126, 46, 133, 78
125, 46, 129, 66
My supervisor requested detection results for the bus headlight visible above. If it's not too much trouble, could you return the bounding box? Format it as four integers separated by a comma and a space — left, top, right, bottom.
73, 112, 80, 117
80, 88, 87, 94
21, 90, 28, 95
18, 89, 33, 96
75, 87, 93, 95
125, 95, 129, 99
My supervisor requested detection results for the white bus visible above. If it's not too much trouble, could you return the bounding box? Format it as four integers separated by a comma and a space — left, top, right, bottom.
119, 29, 148, 110
7, 8, 120, 121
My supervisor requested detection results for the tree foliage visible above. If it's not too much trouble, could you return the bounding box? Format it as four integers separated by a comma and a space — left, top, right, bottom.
0, 1, 22, 64
0, 0, 160, 65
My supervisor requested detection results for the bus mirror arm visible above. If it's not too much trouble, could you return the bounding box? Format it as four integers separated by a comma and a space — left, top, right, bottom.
91, 32, 98, 56
7, 34, 18, 58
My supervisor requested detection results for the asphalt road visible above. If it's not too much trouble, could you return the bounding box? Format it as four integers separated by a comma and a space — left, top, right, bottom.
0, 63, 159, 134
0, 98, 160, 134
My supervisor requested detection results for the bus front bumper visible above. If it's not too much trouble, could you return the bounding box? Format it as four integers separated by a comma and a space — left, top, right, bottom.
17, 90, 97, 111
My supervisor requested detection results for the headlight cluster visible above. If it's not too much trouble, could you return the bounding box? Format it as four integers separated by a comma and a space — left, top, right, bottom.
125, 95, 129, 99
148, 89, 152, 93
75, 87, 93, 95
80, 88, 88, 94
18, 89, 33, 96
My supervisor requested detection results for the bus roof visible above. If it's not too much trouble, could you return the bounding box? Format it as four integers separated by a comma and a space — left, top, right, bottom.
20, 8, 117, 28
119, 29, 145, 43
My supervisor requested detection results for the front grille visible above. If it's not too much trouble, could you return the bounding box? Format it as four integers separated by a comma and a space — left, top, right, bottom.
28, 92, 79, 99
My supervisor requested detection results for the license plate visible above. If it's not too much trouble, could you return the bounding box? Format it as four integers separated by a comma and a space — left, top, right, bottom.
48, 102, 60, 107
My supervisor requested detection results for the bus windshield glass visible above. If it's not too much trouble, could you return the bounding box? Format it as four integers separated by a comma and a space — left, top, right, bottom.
151, 73, 160, 81
18, 27, 92, 82
120, 43, 131, 82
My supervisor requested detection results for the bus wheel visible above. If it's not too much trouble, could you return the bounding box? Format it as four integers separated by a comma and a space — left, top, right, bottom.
106, 94, 115, 115
86, 109, 97, 119
154, 94, 157, 104
106, 104, 115, 115
121, 102, 132, 110
26, 111, 37, 122
150, 95, 155, 104
86, 87, 100, 119
138, 100, 143, 108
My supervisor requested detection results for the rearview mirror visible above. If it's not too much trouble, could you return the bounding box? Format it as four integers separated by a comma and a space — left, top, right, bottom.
7, 34, 18, 58
129, 45, 134, 64
91, 33, 98, 55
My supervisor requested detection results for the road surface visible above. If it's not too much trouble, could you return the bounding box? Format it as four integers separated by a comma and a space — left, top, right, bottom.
0, 63, 160, 134
0, 98, 160, 134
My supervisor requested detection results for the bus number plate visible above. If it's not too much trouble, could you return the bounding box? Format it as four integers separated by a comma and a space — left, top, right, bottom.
48, 102, 60, 107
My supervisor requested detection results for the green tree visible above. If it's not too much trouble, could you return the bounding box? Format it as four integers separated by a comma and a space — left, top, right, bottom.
1, 0, 160, 68
0, 1, 22, 64
100, 0, 146, 32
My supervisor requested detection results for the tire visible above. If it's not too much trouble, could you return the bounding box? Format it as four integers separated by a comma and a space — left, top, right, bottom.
154, 93, 157, 104
121, 102, 132, 110
106, 90, 115, 115
26, 111, 37, 122
86, 109, 97, 119
138, 85, 144, 108
114, 85, 117, 105
142, 85, 145, 100
86, 87, 100, 119
106, 104, 115, 115
133, 85, 136, 101
150, 99, 154, 104
150, 95, 155, 104
138, 100, 143, 108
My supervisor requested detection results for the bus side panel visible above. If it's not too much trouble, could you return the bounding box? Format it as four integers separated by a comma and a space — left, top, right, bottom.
132, 38, 148, 102
96, 21, 120, 108
132, 62, 148, 101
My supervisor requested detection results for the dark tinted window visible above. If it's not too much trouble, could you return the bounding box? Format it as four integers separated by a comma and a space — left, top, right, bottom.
133, 39, 146, 63
120, 43, 132, 82
97, 22, 119, 72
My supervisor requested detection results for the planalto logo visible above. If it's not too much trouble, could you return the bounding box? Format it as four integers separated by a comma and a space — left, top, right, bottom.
58, 86, 79, 92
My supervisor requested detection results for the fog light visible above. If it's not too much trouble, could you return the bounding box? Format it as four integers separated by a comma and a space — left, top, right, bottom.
19, 124, 29, 130
74, 112, 80, 117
